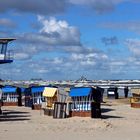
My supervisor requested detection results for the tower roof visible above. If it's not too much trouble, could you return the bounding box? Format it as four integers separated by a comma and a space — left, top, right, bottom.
0, 38, 16, 43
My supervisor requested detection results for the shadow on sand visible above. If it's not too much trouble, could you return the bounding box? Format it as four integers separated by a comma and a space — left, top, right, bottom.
101, 108, 124, 119
101, 115, 124, 119
0, 109, 31, 122
101, 108, 115, 113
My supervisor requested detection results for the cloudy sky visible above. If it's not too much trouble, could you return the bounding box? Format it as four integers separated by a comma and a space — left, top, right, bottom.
1, 0, 140, 80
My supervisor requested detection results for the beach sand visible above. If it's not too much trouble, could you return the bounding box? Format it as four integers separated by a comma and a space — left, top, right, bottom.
0, 98, 140, 140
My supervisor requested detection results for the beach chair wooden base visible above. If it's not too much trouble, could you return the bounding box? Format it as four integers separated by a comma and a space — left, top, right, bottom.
70, 111, 91, 117
2, 102, 18, 106
130, 97, 140, 108
32, 104, 41, 110
131, 103, 140, 108
44, 109, 54, 116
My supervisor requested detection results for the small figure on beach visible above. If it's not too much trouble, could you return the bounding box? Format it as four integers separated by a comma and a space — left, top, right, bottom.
0, 87, 2, 114
115, 87, 119, 99
124, 86, 129, 98
17, 87, 22, 106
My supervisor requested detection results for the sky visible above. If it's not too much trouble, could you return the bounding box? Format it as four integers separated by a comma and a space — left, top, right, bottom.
1, 0, 140, 80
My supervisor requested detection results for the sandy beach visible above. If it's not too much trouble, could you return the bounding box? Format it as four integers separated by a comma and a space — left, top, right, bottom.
0, 98, 140, 140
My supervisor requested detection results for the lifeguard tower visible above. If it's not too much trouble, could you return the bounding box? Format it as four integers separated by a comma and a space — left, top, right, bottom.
0, 38, 16, 64
0, 38, 16, 113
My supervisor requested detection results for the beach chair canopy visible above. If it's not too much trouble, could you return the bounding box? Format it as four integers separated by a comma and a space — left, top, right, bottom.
58, 88, 69, 96
31, 86, 45, 93
20, 87, 26, 93
43, 87, 58, 97
131, 88, 140, 95
69, 87, 92, 97
57, 88, 69, 102
2, 85, 17, 93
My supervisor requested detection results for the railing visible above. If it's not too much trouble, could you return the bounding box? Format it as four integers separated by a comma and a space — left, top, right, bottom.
32, 96, 45, 105
70, 101, 92, 111
5, 50, 14, 60
2, 93, 18, 102
0, 50, 14, 61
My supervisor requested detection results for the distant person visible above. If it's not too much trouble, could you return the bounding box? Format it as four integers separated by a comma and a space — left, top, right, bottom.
115, 87, 119, 99
0, 88, 2, 114
96, 87, 104, 102
124, 86, 129, 98
17, 87, 22, 106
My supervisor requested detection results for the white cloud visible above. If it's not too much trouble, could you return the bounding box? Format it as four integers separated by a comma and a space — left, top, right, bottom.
110, 61, 126, 66
18, 16, 81, 49
37, 69, 49, 74
14, 52, 31, 60
71, 53, 84, 60
80, 59, 96, 66
71, 52, 108, 67
38, 16, 68, 33
53, 57, 63, 64
38, 16, 81, 46
2, 47, 140, 80
71, 52, 108, 61
125, 38, 140, 56
14, 17, 83, 63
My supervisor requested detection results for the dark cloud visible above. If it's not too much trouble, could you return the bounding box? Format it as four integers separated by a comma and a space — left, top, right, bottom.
101, 36, 119, 46
100, 21, 140, 34
17, 31, 81, 47
0, 18, 17, 28
0, 0, 140, 16
0, 30, 13, 36
89, 0, 114, 14
69, 0, 140, 15
69, 0, 124, 14
0, 0, 67, 15
125, 38, 140, 57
